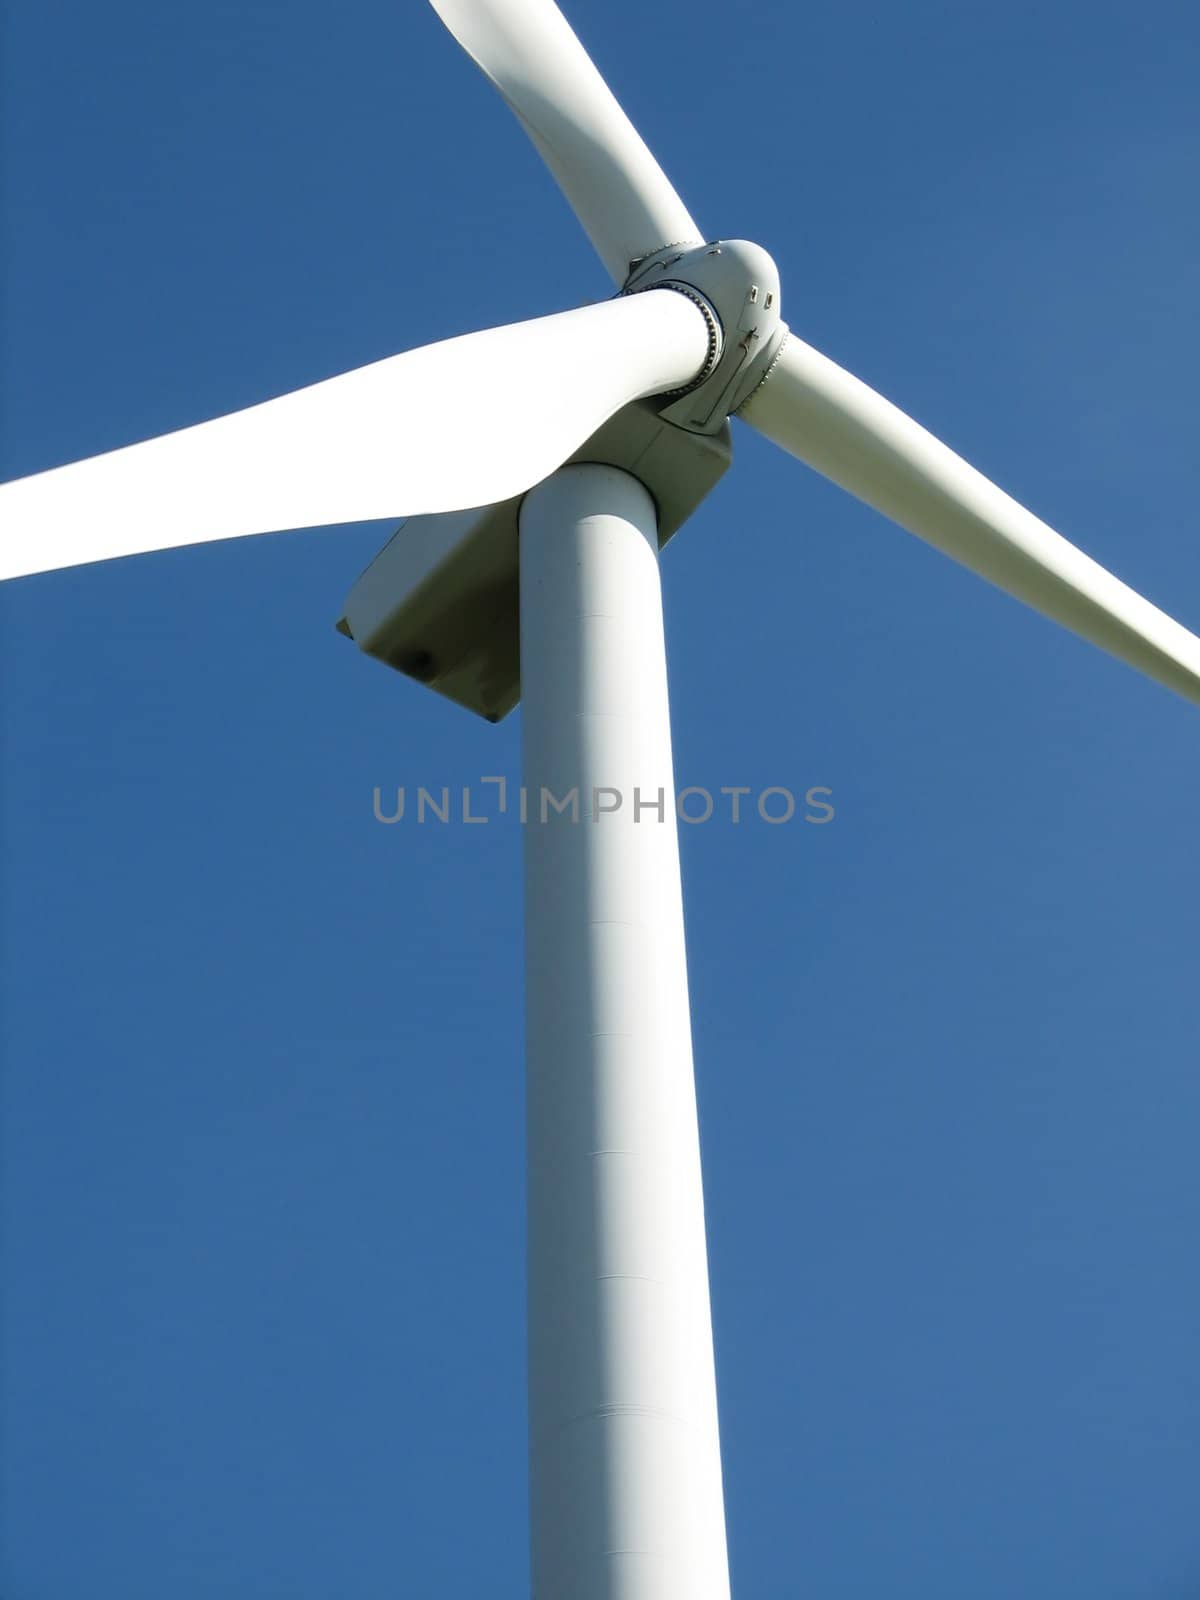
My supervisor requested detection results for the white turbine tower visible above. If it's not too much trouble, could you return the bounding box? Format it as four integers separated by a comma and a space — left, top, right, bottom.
2, 1, 1197, 1595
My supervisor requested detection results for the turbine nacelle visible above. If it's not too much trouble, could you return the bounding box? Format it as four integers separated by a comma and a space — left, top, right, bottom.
1, 0, 1197, 707
339, 397, 733, 721
626, 239, 788, 435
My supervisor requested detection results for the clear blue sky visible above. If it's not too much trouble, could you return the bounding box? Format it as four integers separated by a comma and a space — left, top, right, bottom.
2, 1, 1198, 1594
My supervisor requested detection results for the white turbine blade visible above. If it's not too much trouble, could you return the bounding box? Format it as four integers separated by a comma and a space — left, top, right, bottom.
0, 291, 710, 582
740, 335, 1200, 706
428, 0, 702, 286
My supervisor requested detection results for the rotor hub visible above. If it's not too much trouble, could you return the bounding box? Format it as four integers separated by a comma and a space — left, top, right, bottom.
622, 239, 789, 435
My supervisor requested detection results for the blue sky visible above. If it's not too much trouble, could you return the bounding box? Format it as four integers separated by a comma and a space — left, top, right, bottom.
2, 1, 1198, 1594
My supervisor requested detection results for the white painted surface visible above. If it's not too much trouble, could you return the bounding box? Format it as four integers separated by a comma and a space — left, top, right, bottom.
0, 292, 710, 582
742, 333, 1200, 705
520, 464, 729, 1600
430, 0, 703, 284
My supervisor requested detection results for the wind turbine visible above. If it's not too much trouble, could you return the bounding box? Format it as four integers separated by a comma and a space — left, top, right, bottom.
2, 1, 1197, 1596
